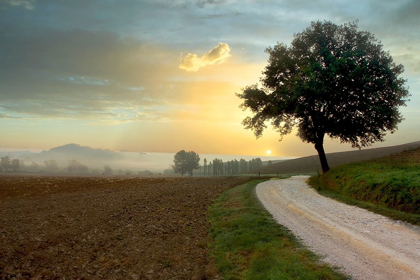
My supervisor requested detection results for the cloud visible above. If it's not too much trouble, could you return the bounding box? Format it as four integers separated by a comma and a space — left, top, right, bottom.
4, 0, 35, 10
179, 42, 231, 72
0, 26, 242, 124
196, 0, 227, 8
0, 113, 25, 119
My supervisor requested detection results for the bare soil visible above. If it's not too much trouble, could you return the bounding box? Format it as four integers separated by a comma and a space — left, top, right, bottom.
257, 176, 420, 280
0, 175, 250, 280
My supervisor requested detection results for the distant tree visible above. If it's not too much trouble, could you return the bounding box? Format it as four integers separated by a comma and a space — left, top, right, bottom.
67, 159, 88, 174
248, 158, 263, 172
163, 168, 175, 175
172, 150, 200, 176
186, 151, 200, 176
137, 170, 152, 175
268, 160, 273, 165
90, 169, 101, 176
173, 150, 188, 176
255, 158, 263, 169
29, 161, 41, 172
203, 158, 207, 176
212, 158, 224, 176
239, 158, 248, 173
44, 159, 59, 173
1, 156, 11, 171
116, 169, 124, 175
237, 21, 409, 173
103, 165, 113, 175
11, 159, 20, 171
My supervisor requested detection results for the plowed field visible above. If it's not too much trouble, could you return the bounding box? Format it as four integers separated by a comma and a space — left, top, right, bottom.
0, 175, 250, 279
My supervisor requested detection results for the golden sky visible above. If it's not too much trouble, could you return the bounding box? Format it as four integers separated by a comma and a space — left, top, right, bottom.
1, 0, 419, 157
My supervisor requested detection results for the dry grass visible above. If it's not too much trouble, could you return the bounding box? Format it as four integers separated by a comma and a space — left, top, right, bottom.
252, 141, 420, 175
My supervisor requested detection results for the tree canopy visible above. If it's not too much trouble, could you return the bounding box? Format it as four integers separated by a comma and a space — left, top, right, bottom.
172, 150, 200, 176
237, 21, 409, 173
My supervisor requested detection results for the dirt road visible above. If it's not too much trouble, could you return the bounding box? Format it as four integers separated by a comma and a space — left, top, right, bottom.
256, 176, 420, 280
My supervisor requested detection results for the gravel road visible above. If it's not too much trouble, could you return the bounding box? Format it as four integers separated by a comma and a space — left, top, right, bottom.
256, 176, 420, 280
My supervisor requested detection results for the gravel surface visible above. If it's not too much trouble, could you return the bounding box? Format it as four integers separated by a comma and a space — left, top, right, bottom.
256, 176, 420, 280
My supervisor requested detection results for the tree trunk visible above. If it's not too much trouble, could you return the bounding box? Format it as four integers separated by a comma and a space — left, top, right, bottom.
314, 140, 330, 173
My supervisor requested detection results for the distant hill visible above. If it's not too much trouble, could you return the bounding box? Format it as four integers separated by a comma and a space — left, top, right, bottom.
8, 144, 173, 172
250, 141, 420, 175
18, 144, 122, 168
0, 150, 36, 158
39, 143, 118, 160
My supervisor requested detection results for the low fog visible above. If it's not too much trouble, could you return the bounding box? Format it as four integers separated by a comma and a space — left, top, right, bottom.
0, 143, 288, 175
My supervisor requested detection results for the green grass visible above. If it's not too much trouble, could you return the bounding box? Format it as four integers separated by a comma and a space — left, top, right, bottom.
308, 148, 420, 225
208, 179, 349, 280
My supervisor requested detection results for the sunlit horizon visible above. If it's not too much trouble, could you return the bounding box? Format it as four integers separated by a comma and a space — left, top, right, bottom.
1, 0, 419, 158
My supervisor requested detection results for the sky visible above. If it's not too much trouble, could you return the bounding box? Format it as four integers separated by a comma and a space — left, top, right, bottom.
1, 0, 419, 158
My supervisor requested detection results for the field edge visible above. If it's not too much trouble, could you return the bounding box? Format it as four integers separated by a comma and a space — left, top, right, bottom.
207, 179, 350, 280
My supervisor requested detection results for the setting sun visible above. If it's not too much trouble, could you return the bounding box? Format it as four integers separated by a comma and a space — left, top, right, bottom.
267, 150, 272, 155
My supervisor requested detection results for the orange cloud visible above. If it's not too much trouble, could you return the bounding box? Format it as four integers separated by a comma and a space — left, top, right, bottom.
179, 42, 231, 72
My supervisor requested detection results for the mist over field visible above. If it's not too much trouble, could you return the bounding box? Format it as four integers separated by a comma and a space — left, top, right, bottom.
0, 143, 290, 173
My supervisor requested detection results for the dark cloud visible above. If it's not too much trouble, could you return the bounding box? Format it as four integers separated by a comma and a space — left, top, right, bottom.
194, 11, 242, 19
1, 27, 140, 80
0, 24, 187, 120
196, 0, 226, 8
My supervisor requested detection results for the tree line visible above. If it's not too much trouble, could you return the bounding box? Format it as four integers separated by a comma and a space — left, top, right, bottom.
0, 156, 20, 171
171, 150, 266, 176
200, 157, 263, 176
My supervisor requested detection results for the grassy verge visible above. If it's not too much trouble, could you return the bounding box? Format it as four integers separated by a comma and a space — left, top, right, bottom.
208, 179, 349, 280
308, 148, 420, 226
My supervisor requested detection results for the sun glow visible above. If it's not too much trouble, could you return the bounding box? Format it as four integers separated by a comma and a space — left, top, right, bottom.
266, 150, 271, 155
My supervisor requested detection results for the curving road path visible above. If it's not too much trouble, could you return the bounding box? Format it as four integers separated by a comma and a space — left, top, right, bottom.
256, 176, 420, 280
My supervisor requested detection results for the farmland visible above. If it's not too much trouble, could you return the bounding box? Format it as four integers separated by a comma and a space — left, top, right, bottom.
0, 176, 250, 279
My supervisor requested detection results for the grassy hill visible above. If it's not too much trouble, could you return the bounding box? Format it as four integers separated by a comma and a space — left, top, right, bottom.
309, 147, 420, 225
251, 141, 420, 175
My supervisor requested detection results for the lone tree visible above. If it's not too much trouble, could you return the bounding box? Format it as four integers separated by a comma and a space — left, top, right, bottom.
172, 150, 200, 176
238, 21, 409, 173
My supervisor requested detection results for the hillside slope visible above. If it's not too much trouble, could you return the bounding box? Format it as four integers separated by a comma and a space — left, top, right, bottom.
252, 141, 420, 174
308, 147, 420, 224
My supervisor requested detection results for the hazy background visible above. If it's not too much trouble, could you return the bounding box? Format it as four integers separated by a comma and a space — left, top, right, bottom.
0, 143, 290, 173
1, 0, 419, 158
